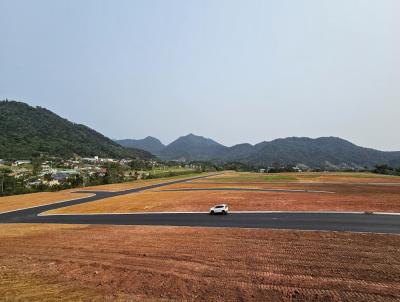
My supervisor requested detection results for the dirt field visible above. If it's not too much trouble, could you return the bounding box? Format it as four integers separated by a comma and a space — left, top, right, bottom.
75, 173, 208, 192
0, 191, 92, 213
0, 173, 211, 214
0, 224, 399, 301
198, 172, 400, 184
45, 181, 400, 214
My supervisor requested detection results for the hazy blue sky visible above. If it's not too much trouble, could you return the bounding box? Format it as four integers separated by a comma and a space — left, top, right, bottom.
1, 0, 399, 150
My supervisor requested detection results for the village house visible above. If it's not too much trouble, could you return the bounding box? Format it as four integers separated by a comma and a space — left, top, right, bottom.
14, 160, 31, 166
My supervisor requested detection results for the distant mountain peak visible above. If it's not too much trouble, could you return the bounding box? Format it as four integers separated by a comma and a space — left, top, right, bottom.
116, 136, 165, 156
159, 133, 226, 161
144, 135, 160, 141
180, 133, 206, 139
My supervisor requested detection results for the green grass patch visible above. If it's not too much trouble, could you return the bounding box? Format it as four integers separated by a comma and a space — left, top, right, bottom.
146, 170, 202, 180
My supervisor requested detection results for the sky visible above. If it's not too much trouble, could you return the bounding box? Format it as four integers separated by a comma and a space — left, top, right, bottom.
1, 0, 399, 150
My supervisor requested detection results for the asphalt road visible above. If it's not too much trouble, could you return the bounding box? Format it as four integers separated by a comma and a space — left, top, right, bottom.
1, 174, 399, 234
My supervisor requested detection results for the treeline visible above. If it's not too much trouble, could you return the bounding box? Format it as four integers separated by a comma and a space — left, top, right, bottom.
146, 169, 200, 179
193, 161, 400, 175
372, 164, 400, 176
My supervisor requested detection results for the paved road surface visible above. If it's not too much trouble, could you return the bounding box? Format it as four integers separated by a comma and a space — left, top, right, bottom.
1, 174, 399, 234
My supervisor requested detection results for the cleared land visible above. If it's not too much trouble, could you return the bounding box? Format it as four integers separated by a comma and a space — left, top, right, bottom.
196, 171, 400, 184
3, 173, 400, 301
0, 190, 92, 213
0, 224, 399, 301
0, 173, 208, 213
75, 172, 206, 192
45, 173, 400, 214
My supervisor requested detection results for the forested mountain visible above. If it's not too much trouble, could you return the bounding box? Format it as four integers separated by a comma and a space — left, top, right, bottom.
242, 137, 400, 169
0, 100, 153, 159
7, 99, 397, 167
116, 136, 165, 155
118, 134, 400, 169
159, 134, 227, 161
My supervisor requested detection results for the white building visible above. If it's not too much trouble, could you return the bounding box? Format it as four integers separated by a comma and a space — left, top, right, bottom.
14, 160, 31, 165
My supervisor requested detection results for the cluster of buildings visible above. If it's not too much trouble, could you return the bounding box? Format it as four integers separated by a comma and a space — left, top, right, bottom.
1, 156, 168, 188
1, 156, 115, 187
258, 164, 309, 173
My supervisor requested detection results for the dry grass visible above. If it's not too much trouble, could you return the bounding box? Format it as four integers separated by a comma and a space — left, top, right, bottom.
0, 191, 92, 213
0, 224, 399, 301
199, 171, 400, 183
75, 173, 208, 192
0, 270, 103, 302
162, 181, 333, 190
45, 181, 400, 214
0, 223, 87, 238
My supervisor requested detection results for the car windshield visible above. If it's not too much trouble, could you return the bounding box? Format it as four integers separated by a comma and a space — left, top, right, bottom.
215, 205, 224, 208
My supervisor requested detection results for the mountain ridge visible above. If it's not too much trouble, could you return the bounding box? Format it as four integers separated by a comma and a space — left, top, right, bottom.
117, 134, 400, 168
115, 136, 165, 155
3, 100, 398, 168
158, 133, 226, 161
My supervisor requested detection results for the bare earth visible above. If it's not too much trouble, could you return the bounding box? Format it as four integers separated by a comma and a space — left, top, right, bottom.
0, 191, 92, 213
199, 172, 400, 184
75, 173, 210, 192
0, 224, 399, 302
45, 181, 400, 214
0, 173, 209, 213
2, 173, 400, 301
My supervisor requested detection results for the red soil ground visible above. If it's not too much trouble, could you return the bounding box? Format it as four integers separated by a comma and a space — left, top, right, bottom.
0, 224, 399, 301
46, 181, 400, 214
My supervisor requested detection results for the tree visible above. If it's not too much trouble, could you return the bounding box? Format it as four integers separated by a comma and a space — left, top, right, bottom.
0, 170, 5, 194
32, 158, 42, 175
44, 173, 53, 181
373, 164, 395, 175
0, 167, 11, 194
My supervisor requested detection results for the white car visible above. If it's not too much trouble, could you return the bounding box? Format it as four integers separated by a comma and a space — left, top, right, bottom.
209, 204, 229, 215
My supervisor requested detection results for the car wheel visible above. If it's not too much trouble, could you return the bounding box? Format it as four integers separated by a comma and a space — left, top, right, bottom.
222, 210, 226, 215
210, 211, 214, 215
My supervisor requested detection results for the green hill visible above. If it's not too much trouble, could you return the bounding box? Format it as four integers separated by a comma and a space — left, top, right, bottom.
119, 133, 400, 169
116, 136, 165, 155
159, 134, 227, 161
0, 100, 153, 160
245, 137, 400, 169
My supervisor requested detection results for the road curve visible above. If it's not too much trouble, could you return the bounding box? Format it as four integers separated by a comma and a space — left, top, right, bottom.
0, 174, 399, 234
